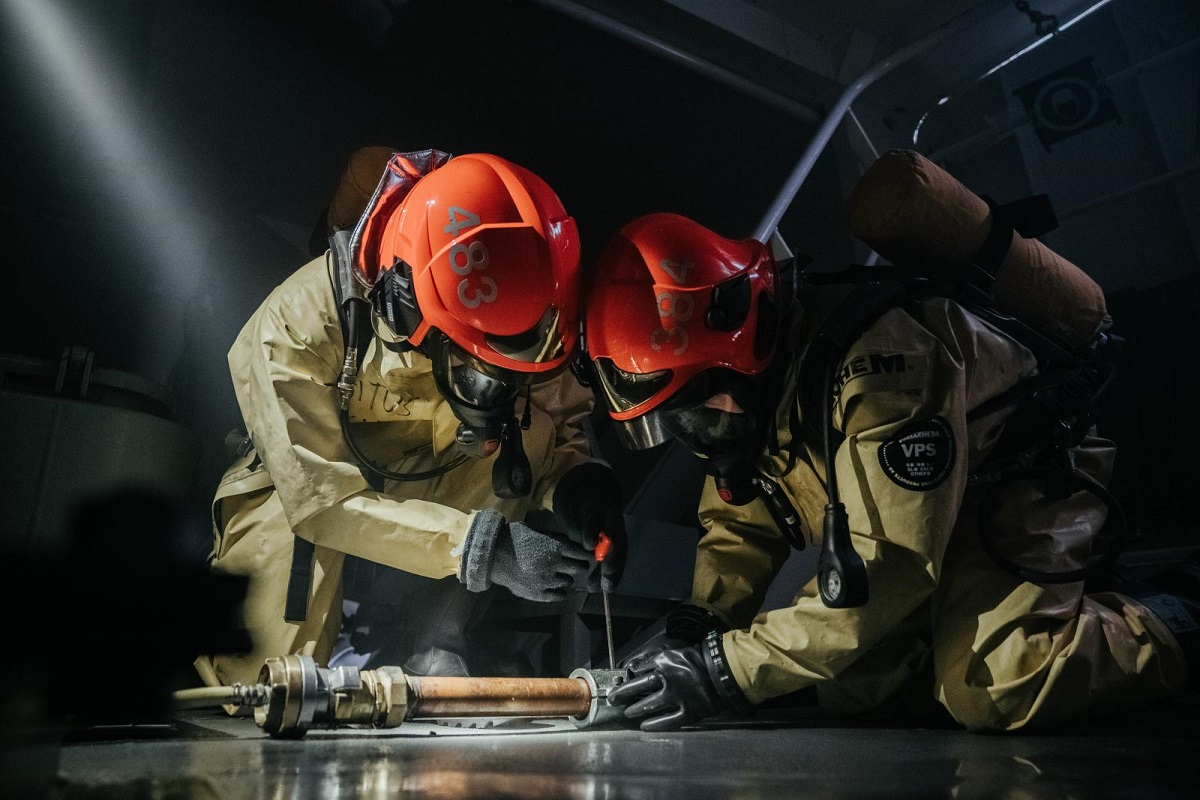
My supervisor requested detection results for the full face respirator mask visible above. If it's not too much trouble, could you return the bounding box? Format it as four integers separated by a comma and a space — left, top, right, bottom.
424, 330, 534, 499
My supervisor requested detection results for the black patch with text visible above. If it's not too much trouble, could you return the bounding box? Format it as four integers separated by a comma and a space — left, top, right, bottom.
877, 416, 955, 491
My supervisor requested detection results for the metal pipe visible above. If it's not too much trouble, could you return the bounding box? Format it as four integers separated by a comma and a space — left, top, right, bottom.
846, 106, 883, 266
752, 0, 1008, 242
229, 655, 626, 738
529, 0, 822, 124
406, 675, 591, 719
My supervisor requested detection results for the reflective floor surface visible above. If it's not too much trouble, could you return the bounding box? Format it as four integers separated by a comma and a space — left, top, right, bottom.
9, 696, 1198, 799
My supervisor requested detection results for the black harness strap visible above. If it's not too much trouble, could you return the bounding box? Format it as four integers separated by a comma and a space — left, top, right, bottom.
973, 193, 1059, 288
284, 536, 316, 623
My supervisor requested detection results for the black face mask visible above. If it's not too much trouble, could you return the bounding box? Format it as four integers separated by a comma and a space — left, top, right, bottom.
425, 332, 532, 498
444, 361, 522, 456
656, 372, 772, 506
426, 333, 516, 452
662, 404, 757, 456
668, 409, 760, 505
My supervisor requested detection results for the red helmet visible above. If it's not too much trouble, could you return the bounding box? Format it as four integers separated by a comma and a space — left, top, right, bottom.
354, 152, 582, 382
585, 213, 784, 450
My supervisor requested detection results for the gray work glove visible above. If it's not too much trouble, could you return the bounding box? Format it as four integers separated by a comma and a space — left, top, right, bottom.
459, 509, 592, 602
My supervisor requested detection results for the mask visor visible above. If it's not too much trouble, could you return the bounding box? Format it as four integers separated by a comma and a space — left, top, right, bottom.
592, 357, 674, 415
428, 333, 524, 451
485, 305, 566, 367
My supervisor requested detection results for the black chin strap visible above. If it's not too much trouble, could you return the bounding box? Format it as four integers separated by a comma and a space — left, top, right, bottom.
492, 417, 532, 499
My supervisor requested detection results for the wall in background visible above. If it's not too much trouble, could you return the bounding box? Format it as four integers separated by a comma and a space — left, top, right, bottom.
1, 0, 1195, 562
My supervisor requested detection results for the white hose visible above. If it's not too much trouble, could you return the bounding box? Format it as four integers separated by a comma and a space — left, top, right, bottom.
171, 685, 241, 709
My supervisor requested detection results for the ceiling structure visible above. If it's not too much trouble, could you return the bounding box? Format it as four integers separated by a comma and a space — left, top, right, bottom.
342, 0, 1105, 120
2, 0, 1195, 549
321, 0, 1199, 542
329, 0, 1197, 287
533, 0, 1198, 287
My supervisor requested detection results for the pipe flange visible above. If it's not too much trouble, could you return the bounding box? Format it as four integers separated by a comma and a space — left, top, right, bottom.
255, 654, 326, 739
568, 668, 626, 729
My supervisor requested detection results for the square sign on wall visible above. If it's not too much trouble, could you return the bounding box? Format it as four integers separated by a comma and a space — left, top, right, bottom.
1013, 56, 1121, 152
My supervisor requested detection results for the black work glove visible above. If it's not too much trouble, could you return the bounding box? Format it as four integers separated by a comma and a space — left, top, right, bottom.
552, 462, 627, 592
608, 631, 750, 732
622, 603, 727, 672
459, 509, 591, 603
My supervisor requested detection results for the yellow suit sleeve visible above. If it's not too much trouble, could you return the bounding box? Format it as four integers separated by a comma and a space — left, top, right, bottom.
228, 258, 470, 579
692, 481, 793, 630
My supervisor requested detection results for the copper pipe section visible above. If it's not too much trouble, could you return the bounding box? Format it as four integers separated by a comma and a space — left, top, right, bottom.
406, 676, 592, 719
252, 656, 611, 737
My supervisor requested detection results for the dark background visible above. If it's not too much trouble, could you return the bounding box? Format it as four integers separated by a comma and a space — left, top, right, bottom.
0, 0, 852, 547
1, 0, 1197, 566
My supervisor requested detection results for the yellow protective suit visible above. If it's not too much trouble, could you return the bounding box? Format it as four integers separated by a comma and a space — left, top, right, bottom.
690, 291, 1190, 731
195, 254, 594, 687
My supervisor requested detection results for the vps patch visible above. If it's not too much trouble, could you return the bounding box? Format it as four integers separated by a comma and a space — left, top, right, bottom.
877, 416, 955, 491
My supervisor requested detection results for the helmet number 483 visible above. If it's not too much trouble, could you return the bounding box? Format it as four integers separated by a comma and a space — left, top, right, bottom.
444, 206, 497, 310
652, 290, 691, 355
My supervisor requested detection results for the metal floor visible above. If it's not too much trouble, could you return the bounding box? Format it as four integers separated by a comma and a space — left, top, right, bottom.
5, 542, 1195, 799
11, 695, 1198, 799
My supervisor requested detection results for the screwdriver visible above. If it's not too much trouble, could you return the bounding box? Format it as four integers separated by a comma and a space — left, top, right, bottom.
594, 532, 616, 669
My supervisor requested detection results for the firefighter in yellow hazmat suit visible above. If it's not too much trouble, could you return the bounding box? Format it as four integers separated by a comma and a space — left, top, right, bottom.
195, 149, 626, 688
590, 158, 1198, 732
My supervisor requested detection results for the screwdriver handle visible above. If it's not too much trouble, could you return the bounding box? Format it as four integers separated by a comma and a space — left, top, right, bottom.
595, 531, 616, 670
594, 532, 611, 562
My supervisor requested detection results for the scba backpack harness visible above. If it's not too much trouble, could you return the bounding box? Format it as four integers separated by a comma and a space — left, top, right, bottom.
795, 150, 1126, 608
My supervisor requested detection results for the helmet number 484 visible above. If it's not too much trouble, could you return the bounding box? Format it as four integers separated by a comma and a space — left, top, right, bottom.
444, 206, 497, 310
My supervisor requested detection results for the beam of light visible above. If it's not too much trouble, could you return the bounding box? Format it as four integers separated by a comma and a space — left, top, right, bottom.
3, 0, 212, 380
912, 110, 931, 145
3, 0, 208, 266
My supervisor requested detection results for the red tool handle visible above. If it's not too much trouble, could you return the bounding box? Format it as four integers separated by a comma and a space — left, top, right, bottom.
594, 532, 611, 562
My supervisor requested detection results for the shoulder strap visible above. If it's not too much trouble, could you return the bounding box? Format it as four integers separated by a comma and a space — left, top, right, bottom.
284, 536, 316, 623
797, 278, 928, 446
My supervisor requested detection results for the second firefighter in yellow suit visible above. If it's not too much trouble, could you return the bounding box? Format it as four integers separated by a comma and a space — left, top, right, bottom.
587, 205, 1196, 732
196, 150, 627, 688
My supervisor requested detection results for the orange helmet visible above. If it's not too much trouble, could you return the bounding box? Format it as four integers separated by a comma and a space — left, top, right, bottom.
348, 151, 581, 475
585, 213, 786, 454
353, 151, 581, 381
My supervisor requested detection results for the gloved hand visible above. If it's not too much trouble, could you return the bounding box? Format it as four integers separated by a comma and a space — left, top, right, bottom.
459, 509, 591, 603
621, 603, 726, 672
608, 632, 749, 732
552, 462, 627, 592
